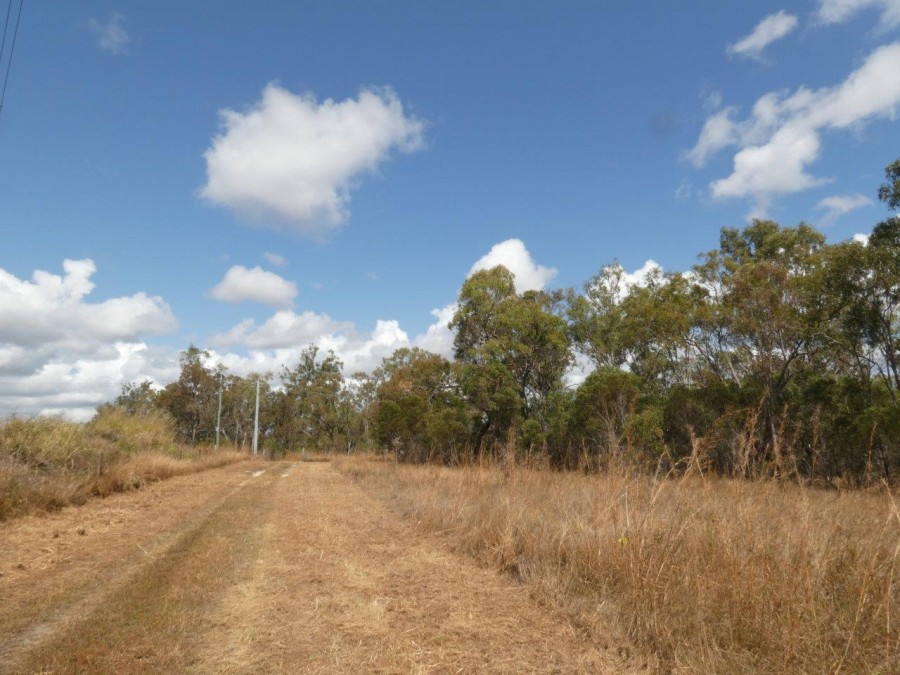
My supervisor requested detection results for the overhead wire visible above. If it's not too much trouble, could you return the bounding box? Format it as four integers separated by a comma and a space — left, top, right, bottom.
0, 0, 14, 70
0, 0, 24, 119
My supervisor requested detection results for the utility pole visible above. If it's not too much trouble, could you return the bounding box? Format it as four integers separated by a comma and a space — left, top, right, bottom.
215, 372, 223, 451
252, 377, 260, 457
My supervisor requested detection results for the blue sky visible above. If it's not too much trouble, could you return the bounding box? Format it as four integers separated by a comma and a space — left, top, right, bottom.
1, 0, 899, 418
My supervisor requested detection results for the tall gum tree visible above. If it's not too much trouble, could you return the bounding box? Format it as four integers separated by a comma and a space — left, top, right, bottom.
689, 221, 828, 467
451, 266, 570, 456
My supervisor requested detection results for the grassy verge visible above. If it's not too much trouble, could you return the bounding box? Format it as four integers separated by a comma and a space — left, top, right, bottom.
336, 454, 900, 673
0, 410, 245, 521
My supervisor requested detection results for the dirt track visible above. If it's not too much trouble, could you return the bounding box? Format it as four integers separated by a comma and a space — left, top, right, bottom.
0, 461, 630, 673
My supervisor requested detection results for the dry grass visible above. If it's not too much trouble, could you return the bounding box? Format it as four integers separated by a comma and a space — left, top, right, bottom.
0, 413, 245, 521
336, 454, 900, 673
14, 462, 275, 674
189, 462, 628, 673
4, 462, 631, 672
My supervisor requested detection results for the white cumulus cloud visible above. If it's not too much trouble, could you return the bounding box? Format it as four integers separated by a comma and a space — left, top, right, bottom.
88, 12, 131, 54
0, 260, 178, 419
0, 259, 177, 345
727, 11, 799, 61
211, 310, 352, 350
209, 238, 560, 384
622, 260, 663, 288
209, 265, 297, 309
413, 303, 457, 358
200, 84, 425, 238
468, 239, 558, 293
263, 252, 286, 267
211, 238, 557, 378
688, 42, 900, 215
211, 313, 410, 377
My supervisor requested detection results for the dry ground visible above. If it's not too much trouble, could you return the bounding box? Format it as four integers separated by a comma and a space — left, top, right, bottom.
0, 460, 638, 673
334, 458, 900, 673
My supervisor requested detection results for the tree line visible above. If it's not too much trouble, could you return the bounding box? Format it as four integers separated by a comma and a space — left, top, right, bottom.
104, 159, 900, 482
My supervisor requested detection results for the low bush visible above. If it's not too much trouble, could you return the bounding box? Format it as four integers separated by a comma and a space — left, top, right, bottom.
0, 413, 244, 521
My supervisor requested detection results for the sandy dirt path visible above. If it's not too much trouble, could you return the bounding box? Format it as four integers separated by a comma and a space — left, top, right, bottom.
1, 461, 632, 673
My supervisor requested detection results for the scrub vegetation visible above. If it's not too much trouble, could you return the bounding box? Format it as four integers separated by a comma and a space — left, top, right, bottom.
337, 453, 900, 673
134, 160, 899, 485
0, 409, 242, 520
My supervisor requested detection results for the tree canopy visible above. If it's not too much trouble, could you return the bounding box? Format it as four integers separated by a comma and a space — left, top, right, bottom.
102, 158, 900, 483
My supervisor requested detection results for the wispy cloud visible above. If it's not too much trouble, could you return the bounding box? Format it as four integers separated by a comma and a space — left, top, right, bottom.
816, 0, 900, 30
88, 12, 131, 55
688, 42, 900, 216
815, 193, 873, 224
263, 252, 286, 267
728, 10, 799, 61
675, 180, 693, 200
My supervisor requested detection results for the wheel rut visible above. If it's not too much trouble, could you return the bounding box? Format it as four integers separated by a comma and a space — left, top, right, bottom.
2, 461, 636, 673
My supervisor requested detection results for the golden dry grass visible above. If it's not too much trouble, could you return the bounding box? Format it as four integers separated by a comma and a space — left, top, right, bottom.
190, 461, 633, 673
0, 461, 265, 672
0, 414, 245, 521
336, 454, 900, 674
5, 461, 273, 674
3, 462, 637, 673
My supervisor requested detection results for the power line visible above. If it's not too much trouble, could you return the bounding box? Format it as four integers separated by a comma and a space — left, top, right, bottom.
0, 0, 14, 72
0, 0, 24, 119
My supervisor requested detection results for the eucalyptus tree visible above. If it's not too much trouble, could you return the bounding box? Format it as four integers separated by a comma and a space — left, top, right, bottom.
219, 373, 269, 449
374, 348, 469, 463
689, 221, 829, 464
111, 379, 159, 416
568, 262, 632, 370
864, 218, 900, 400
344, 371, 379, 450
879, 158, 900, 211
273, 345, 345, 451
157, 345, 219, 444
451, 266, 571, 455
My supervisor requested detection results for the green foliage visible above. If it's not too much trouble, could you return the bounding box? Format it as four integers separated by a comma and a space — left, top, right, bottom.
563, 206, 897, 480
374, 348, 470, 463
157, 345, 219, 445
569, 367, 663, 468
219, 373, 266, 450
272, 345, 345, 452
568, 262, 632, 369
88, 158, 900, 482
879, 158, 900, 210
111, 380, 159, 415
451, 266, 571, 456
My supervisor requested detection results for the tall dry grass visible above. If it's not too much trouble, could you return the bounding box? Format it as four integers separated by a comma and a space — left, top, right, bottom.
0, 411, 244, 520
337, 454, 900, 673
